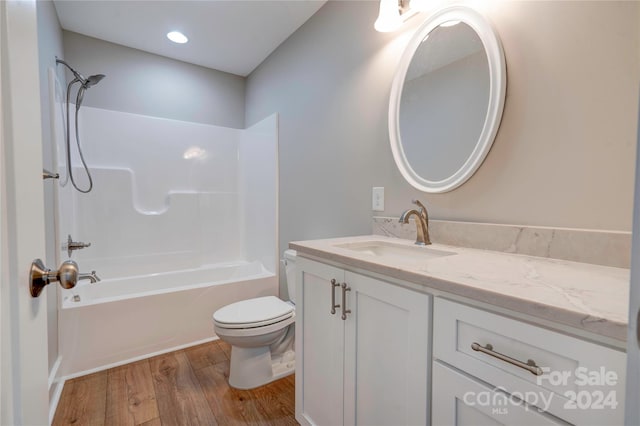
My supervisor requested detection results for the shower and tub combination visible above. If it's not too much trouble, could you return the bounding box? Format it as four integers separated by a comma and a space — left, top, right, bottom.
48, 64, 278, 377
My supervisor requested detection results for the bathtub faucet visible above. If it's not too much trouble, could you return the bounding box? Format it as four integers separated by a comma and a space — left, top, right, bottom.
66, 234, 92, 257
79, 270, 101, 284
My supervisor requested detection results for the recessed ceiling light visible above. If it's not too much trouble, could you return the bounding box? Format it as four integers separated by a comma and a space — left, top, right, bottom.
167, 31, 188, 44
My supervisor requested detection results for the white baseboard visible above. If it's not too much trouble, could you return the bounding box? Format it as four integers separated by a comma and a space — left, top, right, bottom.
48, 356, 62, 390
48, 378, 65, 425
48, 355, 64, 425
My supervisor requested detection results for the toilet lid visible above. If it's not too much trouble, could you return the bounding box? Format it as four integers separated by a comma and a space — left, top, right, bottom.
213, 296, 294, 328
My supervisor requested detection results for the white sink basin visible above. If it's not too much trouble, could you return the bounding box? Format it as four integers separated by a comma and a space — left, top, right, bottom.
334, 240, 455, 265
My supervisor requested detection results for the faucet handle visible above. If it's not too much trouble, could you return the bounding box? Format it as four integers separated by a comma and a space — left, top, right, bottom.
66, 234, 92, 257
412, 199, 428, 215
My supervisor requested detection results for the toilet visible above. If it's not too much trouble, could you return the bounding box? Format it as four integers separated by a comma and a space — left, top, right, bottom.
213, 249, 297, 389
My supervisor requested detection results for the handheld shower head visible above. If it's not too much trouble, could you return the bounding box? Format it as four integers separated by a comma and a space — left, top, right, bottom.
56, 57, 106, 194
56, 58, 106, 89
84, 74, 105, 88
75, 74, 106, 109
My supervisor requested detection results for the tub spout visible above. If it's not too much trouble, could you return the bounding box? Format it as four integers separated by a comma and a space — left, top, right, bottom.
79, 271, 101, 284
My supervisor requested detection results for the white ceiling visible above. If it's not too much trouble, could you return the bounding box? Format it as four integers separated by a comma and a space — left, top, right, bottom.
53, 0, 326, 77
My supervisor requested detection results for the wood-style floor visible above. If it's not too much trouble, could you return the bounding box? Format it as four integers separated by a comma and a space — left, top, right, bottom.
52, 340, 297, 426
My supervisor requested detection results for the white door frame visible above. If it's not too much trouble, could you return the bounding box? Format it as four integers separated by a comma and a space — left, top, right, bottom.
0, 0, 50, 425
625, 93, 640, 426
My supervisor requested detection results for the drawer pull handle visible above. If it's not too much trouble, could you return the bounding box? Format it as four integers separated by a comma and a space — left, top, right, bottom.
330, 279, 340, 315
471, 342, 543, 376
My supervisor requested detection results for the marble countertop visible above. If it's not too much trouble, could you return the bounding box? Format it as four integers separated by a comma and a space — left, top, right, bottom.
290, 235, 630, 342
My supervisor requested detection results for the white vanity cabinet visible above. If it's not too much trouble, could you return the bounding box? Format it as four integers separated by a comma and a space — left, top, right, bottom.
432, 298, 627, 425
295, 257, 431, 426
292, 243, 628, 426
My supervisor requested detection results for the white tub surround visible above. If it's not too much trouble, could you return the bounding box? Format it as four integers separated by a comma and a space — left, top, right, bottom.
290, 235, 629, 342
49, 97, 279, 377
373, 216, 631, 268
54, 109, 279, 279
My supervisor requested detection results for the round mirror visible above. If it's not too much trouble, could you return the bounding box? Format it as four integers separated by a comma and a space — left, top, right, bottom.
389, 6, 506, 193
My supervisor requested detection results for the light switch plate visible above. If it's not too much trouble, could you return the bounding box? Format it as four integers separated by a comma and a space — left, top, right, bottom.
372, 187, 384, 211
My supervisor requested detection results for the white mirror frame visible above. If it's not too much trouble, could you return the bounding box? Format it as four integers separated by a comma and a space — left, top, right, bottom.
389, 5, 506, 193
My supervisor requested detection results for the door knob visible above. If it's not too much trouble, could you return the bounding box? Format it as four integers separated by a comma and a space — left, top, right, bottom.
30, 259, 100, 297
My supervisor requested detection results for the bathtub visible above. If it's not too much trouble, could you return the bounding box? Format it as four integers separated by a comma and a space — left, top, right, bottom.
57, 261, 277, 378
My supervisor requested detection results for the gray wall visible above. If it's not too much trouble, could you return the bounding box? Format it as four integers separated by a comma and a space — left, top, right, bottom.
246, 1, 639, 295
246, 1, 388, 280
36, 0, 64, 382
62, 31, 245, 128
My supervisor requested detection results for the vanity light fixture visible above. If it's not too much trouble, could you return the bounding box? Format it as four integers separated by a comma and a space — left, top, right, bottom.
374, 0, 430, 32
374, 0, 405, 32
167, 31, 188, 44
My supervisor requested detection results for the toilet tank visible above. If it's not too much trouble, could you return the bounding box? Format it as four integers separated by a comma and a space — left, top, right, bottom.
283, 249, 297, 304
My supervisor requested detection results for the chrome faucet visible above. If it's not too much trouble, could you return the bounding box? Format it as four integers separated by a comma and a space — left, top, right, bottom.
399, 199, 431, 245
78, 270, 101, 284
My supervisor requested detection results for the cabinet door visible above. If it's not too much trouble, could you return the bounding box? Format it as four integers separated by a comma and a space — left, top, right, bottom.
432, 362, 568, 425
296, 258, 346, 426
343, 272, 430, 426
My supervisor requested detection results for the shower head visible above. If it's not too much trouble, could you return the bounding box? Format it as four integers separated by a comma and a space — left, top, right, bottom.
84, 74, 105, 88
56, 58, 105, 89
75, 74, 106, 109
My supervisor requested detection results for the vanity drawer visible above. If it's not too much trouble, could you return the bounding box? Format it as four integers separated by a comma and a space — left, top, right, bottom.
432, 361, 568, 425
433, 298, 626, 425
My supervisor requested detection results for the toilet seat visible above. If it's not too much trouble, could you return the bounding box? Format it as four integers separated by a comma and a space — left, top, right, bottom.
213, 296, 294, 329
214, 314, 295, 338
